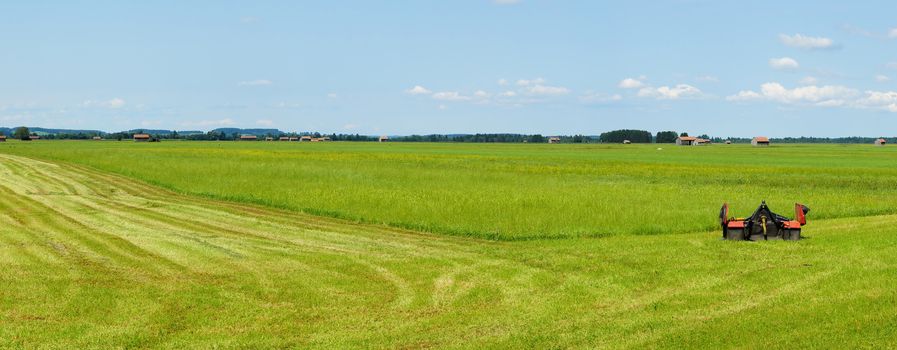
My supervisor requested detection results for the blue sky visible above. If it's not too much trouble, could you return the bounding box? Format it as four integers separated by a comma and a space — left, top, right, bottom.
1, 1, 895, 137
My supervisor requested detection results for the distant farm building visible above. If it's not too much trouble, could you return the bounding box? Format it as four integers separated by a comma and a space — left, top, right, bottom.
676, 136, 697, 146
548, 137, 561, 144
875, 138, 887, 146
311, 137, 331, 142
623, 140, 631, 144
300, 136, 312, 142
133, 134, 151, 142
29, 135, 40, 140
0, 135, 6, 142
289, 137, 299, 141
695, 138, 711, 145
239, 135, 258, 141
92, 136, 102, 141
265, 137, 273, 141
725, 140, 732, 144
379, 136, 390, 142
279, 136, 290, 141
752, 137, 770, 147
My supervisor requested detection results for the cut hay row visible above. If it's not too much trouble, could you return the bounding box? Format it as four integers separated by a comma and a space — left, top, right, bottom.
1, 154, 897, 348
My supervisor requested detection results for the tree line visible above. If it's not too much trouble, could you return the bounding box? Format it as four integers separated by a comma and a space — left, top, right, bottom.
2, 126, 893, 144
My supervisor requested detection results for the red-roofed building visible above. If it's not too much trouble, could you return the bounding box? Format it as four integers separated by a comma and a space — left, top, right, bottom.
752, 136, 770, 147
676, 136, 697, 146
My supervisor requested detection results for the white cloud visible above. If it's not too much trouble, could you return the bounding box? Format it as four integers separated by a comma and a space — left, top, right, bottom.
857, 91, 897, 112
637, 84, 703, 100
800, 76, 819, 85
889, 28, 897, 38
724, 82, 897, 112
516, 78, 546, 86
83, 98, 126, 109
876, 75, 891, 82
526, 84, 570, 96
618, 78, 645, 89
779, 34, 835, 50
327, 93, 338, 99
238, 79, 272, 86
343, 123, 359, 130
140, 120, 160, 127
758, 83, 856, 104
769, 57, 799, 70
106, 98, 126, 108
494, 0, 521, 4
857, 90, 897, 106
180, 118, 236, 127
888, 62, 897, 70
432, 91, 470, 101
412, 78, 570, 106
437, 104, 448, 110
256, 119, 274, 126
726, 90, 762, 101
405, 85, 432, 95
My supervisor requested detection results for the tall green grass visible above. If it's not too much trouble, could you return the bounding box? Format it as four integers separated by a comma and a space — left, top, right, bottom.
3, 141, 896, 239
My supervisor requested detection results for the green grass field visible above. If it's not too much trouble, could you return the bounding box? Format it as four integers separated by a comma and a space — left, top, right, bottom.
2, 141, 897, 348
3, 141, 897, 240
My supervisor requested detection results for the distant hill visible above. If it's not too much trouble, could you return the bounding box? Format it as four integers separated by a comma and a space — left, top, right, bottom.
0, 127, 105, 136
126, 129, 204, 136
210, 128, 284, 136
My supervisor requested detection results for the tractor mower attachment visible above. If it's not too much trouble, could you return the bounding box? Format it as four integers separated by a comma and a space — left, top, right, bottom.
719, 201, 809, 241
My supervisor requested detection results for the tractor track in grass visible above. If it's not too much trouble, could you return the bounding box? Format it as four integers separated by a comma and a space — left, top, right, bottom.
2, 153, 897, 348
0, 153, 544, 347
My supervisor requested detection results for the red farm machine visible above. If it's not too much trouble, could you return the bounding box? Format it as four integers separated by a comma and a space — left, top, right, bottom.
719, 201, 809, 241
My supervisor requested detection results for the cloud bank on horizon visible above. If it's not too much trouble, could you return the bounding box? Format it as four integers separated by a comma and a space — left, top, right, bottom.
0, 1, 896, 137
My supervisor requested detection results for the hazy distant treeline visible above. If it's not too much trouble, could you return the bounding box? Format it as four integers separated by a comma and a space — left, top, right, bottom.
1, 126, 893, 144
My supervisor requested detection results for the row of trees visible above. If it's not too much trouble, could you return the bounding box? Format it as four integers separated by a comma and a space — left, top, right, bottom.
598, 129, 653, 143
3, 126, 893, 144
1, 127, 36, 140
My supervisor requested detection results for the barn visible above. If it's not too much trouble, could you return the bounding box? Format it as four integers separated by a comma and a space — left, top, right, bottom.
676, 136, 697, 146
875, 138, 887, 146
752, 137, 770, 147
0, 135, 6, 142
133, 134, 151, 142
548, 137, 561, 144
239, 135, 258, 141
379, 136, 390, 142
